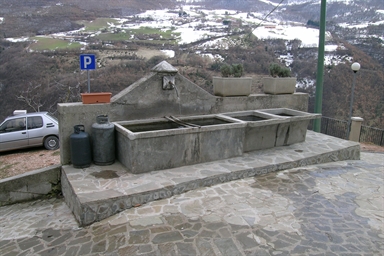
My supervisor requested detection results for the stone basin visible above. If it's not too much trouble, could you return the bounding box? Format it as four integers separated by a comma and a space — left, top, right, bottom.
123, 116, 233, 133
114, 109, 320, 174
114, 115, 246, 174
258, 108, 321, 146
220, 111, 288, 152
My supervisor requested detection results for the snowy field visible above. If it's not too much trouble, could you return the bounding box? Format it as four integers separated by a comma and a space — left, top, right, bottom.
0, 7, 326, 47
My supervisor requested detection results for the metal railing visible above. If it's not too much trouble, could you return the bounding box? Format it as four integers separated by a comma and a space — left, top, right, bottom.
319, 117, 348, 140
309, 117, 348, 140
309, 117, 384, 146
360, 125, 384, 146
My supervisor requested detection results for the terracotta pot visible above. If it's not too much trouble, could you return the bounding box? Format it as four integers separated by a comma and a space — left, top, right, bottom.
81, 92, 112, 104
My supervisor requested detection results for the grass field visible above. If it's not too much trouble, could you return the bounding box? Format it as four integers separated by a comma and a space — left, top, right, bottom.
78, 18, 121, 32
96, 32, 132, 41
29, 19, 182, 51
96, 26, 180, 44
29, 27, 179, 51
30, 37, 83, 51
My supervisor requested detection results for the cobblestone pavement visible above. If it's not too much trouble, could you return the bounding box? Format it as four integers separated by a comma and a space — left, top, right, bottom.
1, 152, 383, 256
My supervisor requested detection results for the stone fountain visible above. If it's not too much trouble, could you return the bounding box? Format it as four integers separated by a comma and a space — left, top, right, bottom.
57, 61, 359, 226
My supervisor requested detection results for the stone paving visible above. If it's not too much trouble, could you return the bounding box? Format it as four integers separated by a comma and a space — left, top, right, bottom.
1, 152, 383, 255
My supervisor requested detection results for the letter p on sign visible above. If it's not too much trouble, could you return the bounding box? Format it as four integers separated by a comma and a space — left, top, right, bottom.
80, 54, 96, 70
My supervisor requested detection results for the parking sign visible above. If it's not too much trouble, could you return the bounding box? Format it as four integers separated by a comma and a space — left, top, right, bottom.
80, 54, 96, 70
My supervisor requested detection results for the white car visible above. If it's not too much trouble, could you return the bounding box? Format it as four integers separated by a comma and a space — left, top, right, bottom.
0, 111, 59, 152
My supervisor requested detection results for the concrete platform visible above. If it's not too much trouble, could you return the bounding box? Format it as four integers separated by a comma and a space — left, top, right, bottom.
62, 131, 360, 226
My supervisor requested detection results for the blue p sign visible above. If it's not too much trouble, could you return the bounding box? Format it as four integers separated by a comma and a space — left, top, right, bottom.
80, 54, 96, 70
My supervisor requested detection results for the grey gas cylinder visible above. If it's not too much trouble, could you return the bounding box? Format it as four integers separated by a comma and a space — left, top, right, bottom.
70, 125, 92, 168
92, 115, 115, 165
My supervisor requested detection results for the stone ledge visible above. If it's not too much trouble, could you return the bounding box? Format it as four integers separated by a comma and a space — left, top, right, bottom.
0, 164, 61, 206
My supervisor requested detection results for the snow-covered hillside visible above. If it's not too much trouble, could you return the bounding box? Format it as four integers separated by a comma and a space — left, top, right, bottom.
5, 1, 381, 74
4, 0, 383, 81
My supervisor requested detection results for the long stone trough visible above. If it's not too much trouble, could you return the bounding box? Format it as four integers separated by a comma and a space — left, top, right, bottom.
114, 114, 246, 174
114, 108, 321, 174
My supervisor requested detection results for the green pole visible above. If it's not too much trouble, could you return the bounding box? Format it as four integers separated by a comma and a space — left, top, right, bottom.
313, 0, 327, 132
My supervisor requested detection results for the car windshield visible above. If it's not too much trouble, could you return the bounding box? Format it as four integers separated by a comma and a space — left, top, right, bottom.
0, 121, 6, 131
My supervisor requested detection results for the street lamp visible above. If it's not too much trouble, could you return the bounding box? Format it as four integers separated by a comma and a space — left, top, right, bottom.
346, 62, 361, 139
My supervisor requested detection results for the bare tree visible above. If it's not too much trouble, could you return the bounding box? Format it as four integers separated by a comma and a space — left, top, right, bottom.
17, 83, 45, 112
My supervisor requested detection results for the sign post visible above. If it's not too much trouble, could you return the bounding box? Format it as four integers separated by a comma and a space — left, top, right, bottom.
80, 54, 96, 93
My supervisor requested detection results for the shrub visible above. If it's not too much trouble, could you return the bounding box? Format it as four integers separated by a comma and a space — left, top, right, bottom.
220, 63, 244, 77
232, 63, 244, 77
210, 61, 221, 71
220, 64, 233, 77
269, 63, 291, 77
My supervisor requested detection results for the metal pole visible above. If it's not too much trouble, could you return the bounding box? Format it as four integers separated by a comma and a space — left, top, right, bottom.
346, 71, 357, 139
313, 0, 327, 132
87, 70, 90, 93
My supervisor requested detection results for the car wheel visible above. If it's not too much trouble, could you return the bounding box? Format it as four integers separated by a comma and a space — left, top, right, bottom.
44, 136, 60, 150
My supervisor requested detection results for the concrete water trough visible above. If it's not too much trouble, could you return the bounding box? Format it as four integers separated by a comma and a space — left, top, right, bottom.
114, 114, 246, 174
257, 108, 321, 146
220, 111, 289, 152
114, 109, 320, 174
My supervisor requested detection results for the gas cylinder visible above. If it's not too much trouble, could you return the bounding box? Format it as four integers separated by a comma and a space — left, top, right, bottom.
70, 125, 92, 168
92, 115, 115, 165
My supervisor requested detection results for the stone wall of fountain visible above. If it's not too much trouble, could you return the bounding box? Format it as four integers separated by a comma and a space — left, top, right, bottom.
58, 61, 310, 165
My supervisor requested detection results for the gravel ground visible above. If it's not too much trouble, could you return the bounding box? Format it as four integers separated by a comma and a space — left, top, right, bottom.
360, 142, 384, 153
0, 142, 383, 180
0, 147, 61, 180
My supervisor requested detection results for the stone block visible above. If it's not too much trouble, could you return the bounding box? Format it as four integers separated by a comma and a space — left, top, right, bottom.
9, 191, 32, 202
57, 102, 111, 165
262, 77, 296, 95
114, 115, 246, 173
213, 77, 252, 96
220, 111, 289, 152
349, 117, 364, 142
258, 108, 321, 146
28, 182, 52, 194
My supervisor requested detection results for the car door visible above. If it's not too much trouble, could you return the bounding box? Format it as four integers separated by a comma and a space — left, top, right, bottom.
0, 117, 28, 152
27, 116, 45, 147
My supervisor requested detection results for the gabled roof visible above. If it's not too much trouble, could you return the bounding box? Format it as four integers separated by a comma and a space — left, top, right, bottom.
150, 61, 178, 73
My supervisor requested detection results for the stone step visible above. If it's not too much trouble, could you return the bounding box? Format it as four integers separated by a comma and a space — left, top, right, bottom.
62, 131, 360, 226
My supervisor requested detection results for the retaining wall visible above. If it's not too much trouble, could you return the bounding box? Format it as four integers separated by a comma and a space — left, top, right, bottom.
0, 165, 61, 206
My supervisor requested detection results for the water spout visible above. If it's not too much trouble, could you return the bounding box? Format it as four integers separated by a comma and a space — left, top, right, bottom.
170, 84, 181, 115
172, 84, 180, 99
